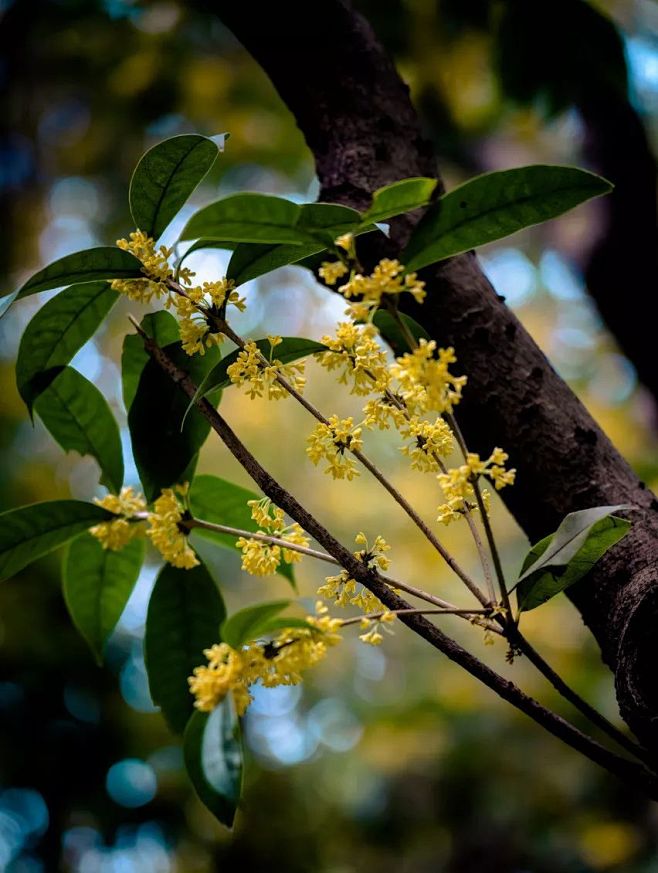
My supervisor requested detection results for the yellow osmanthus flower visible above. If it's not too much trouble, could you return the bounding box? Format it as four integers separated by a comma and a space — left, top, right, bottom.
338, 258, 426, 319
227, 338, 306, 400
111, 231, 173, 303
359, 609, 396, 646
188, 603, 342, 715
400, 416, 454, 472
390, 340, 467, 415
317, 533, 392, 617
319, 260, 349, 286
318, 321, 390, 395
236, 498, 310, 576
146, 487, 199, 569
362, 394, 407, 431
306, 415, 363, 480
90, 487, 147, 550
171, 279, 246, 357
436, 448, 515, 525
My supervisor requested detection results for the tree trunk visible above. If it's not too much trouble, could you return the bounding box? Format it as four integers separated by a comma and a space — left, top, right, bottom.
205, 0, 658, 756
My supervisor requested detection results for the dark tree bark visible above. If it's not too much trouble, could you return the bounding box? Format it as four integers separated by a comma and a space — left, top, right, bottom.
203, 0, 658, 755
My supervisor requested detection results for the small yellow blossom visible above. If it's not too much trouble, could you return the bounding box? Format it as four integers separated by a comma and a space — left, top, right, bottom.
188, 605, 342, 715
338, 258, 425, 318
146, 487, 199, 569
319, 321, 390, 395
317, 533, 391, 615
390, 341, 467, 415
335, 233, 353, 252
227, 339, 306, 400
400, 416, 454, 472
436, 449, 515, 525
111, 231, 173, 303
319, 260, 349, 286
362, 395, 407, 431
90, 486, 147, 550
236, 498, 310, 576
306, 415, 363, 479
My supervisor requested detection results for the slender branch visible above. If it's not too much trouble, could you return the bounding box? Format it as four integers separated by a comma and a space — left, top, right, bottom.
136, 325, 658, 799
339, 607, 492, 627
186, 516, 485, 619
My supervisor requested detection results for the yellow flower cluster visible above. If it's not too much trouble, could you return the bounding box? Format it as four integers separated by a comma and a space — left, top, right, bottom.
227, 336, 306, 400
90, 487, 147, 550
358, 609, 396, 646
306, 415, 363, 480
318, 260, 349, 286
146, 487, 199, 569
400, 416, 454, 472
112, 231, 247, 357
317, 533, 391, 616
318, 322, 390, 395
111, 231, 173, 303
338, 258, 425, 320
390, 340, 467, 415
188, 603, 342, 715
236, 498, 309, 576
436, 448, 515, 525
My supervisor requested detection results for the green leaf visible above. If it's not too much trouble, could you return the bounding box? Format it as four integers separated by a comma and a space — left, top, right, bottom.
130, 134, 219, 241
184, 700, 243, 828
35, 367, 124, 493
14, 247, 143, 301
0, 290, 18, 319
360, 177, 437, 225
16, 281, 117, 414
145, 560, 226, 734
403, 165, 613, 272
188, 475, 297, 587
227, 242, 327, 287
220, 600, 291, 649
128, 340, 220, 501
372, 310, 430, 355
515, 506, 630, 612
0, 500, 112, 582
180, 193, 314, 245
63, 533, 145, 664
121, 311, 179, 412
297, 202, 362, 235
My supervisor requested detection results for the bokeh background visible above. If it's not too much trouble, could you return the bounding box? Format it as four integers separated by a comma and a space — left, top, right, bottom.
2, 0, 658, 870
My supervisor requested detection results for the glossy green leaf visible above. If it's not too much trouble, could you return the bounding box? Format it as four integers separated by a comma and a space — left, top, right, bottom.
121, 311, 179, 412
14, 247, 143, 301
130, 134, 219, 241
360, 177, 437, 225
180, 193, 314, 244
516, 506, 631, 612
128, 340, 220, 501
372, 310, 430, 355
297, 202, 362, 235
404, 165, 613, 272
63, 533, 145, 664
16, 281, 117, 413
227, 242, 327, 286
184, 700, 243, 828
35, 367, 124, 493
220, 600, 291, 649
145, 561, 226, 734
188, 475, 296, 586
0, 500, 112, 582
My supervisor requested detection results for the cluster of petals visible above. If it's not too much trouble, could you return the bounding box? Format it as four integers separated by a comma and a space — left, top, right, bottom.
227, 336, 306, 400
436, 449, 515, 525
188, 603, 342, 715
236, 497, 309, 576
306, 415, 363, 480
318, 322, 390, 396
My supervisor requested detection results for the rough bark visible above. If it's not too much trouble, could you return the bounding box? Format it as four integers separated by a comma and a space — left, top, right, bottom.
206, 0, 658, 754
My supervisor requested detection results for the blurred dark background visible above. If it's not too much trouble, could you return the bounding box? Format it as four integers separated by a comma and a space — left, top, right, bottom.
2, 1, 658, 870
